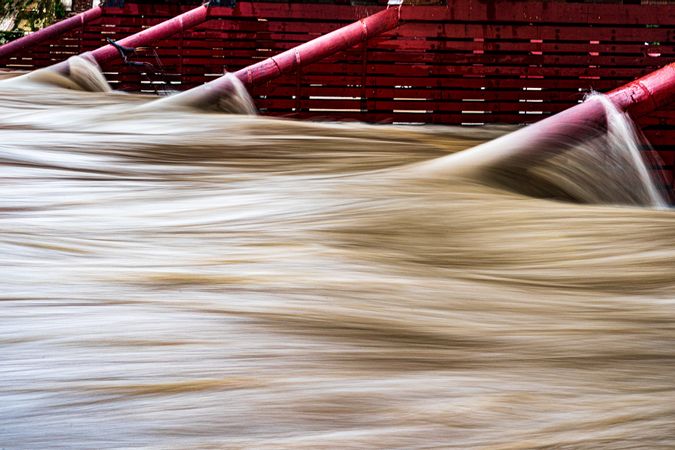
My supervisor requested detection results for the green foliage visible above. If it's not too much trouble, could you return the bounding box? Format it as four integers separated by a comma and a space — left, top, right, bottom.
1, 0, 67, 35
0, 30, 25, 44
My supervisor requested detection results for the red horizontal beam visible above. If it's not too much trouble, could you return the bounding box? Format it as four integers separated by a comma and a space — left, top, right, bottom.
264, 110, 544, 124
254, 97, 574, 113
252, 85, 586, 102
397, 3, 675, 25
90, 21, 671, 47
99, 1, 675, 25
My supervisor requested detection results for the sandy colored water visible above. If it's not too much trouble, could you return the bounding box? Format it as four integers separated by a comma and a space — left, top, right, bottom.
1, 59, 675, 449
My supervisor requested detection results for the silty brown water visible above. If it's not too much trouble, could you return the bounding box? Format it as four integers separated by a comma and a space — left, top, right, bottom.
1, 57, 675, 449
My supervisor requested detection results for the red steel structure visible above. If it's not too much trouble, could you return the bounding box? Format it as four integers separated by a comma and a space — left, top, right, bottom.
415, 62, 675, 180
158, 6, 401, 108
0, 1, 673, 193
83, 4, 211, 67
48, 4, 213, 74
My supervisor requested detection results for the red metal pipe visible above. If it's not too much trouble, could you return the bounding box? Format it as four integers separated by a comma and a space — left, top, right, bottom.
155, 6, 401, 109
0, 6, 103, 61
413, 62, 675, 178
607, 63, 675, 119
88, 4, 210, 67
47, 4, 211, 74
235, 6, 400, 88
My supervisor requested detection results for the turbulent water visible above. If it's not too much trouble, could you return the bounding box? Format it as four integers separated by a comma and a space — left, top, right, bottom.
2, 57, 675, 449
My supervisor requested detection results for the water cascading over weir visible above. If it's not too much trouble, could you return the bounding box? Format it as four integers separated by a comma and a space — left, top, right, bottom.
1, 0, 674, 199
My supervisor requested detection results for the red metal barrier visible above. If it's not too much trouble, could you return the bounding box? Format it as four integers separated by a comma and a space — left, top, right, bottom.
154, 6, 401, 109
51, 4, 212, 74
87, 4, 211, 67
0, 1, 673, 193
0, 6, 102, 61
412, 62, 675, 181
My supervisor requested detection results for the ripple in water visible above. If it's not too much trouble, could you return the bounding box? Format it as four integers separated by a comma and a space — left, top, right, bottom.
1, 57, 674, 449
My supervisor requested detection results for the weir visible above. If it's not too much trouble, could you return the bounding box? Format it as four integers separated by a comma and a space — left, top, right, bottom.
0, 1, 673, 198
411, 63, 675, 182
149, 6, 402, 109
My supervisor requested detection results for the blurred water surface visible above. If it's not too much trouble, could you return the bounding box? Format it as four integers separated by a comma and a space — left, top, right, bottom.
1, 59, 675, 448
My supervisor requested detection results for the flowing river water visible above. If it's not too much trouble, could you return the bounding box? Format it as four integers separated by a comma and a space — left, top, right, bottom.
1, 58, 675, 448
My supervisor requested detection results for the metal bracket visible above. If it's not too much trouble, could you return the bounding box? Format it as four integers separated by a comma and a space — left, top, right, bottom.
107, 38, 136, 64
107, 38, 150, 68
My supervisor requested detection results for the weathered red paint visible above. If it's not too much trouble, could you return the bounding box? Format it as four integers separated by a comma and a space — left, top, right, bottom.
156, 6, 401, 108
0, 6, 103, 61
